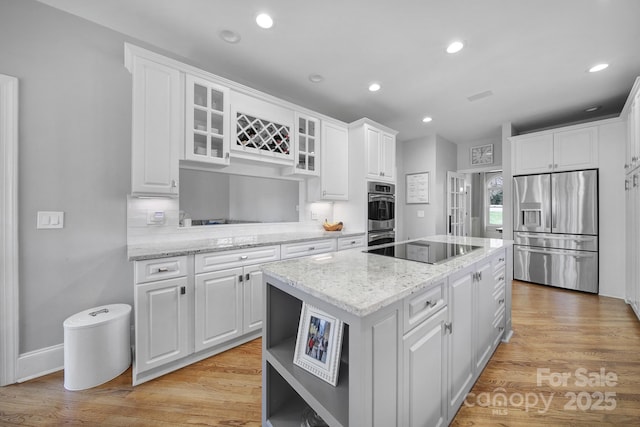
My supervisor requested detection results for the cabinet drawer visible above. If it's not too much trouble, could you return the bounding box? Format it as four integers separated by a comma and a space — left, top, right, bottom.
403, 281, 447, 333
494, 266, 506, 291
337, 235, 365, 251
280, 239, 337, 259
494, 286, 506, 318
135, 256, 188, 284
195, 245, 280, 274
492, 250, 506, 273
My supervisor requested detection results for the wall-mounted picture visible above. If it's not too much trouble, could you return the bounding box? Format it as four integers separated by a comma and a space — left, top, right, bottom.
470, 143, 494, 165
293, 303, 344, 386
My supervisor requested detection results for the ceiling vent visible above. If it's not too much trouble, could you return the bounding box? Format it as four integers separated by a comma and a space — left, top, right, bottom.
467, 90, 494, 102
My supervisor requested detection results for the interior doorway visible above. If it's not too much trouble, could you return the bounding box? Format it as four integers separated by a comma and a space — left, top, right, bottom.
446, 171, 467, 237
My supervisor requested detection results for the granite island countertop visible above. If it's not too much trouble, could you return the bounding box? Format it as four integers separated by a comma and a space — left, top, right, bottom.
127, 229, 365, 261
262, 235, 512, 317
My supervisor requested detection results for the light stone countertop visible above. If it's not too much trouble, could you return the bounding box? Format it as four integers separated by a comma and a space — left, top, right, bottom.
262, 235, 512, 318
127, 230, 365, 261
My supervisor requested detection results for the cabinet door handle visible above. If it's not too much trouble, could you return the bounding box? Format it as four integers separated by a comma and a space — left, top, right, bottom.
171, 179, 177, 188
245, 273, 250, 281
225, 152, 230, 160
180, 286, 186, 295
548, 164, 553, 169
238, 274, 244, 282
444, 322, 453, 334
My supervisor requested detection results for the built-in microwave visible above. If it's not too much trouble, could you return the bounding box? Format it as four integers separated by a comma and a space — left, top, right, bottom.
368, 181, 395, 232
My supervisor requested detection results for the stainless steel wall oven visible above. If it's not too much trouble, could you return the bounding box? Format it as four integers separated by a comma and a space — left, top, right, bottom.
367, 181, 395, 254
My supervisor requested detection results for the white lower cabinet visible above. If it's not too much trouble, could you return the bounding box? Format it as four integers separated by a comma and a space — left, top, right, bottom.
134, 276, 189, 376
448, 265, 475, 413
402, 304, 449, 427
194, 267, 243, 352
280, 238, 337, 259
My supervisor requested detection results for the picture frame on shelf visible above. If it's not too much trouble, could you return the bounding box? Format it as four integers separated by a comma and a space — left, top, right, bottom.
470, 143, 494, 165
293, 303, 344, 386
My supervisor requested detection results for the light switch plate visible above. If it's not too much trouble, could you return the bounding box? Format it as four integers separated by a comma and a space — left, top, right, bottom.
417, 210, 425, 218
37, 211, 64, 229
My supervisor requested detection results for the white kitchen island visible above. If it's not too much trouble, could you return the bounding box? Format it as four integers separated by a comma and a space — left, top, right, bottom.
262, 235, 513, 427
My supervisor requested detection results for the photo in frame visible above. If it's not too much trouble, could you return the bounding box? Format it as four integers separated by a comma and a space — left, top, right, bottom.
293, 303, 344, 386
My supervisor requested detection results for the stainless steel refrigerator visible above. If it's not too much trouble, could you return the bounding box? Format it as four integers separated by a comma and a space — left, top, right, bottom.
513, 169, 598, 293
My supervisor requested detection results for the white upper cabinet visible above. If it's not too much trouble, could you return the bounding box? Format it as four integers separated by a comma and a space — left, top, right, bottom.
624, 78, 640, 172
184, 74, 230, 166
287, 113, 320, 176
230, 90, 294, 165
307, 120, 349, 201
512, 125, 598, 175
365, 124, 396, 182
127, 52, 181, 196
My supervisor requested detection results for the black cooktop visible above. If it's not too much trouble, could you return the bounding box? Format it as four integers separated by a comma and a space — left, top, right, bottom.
367, 240, 482, 264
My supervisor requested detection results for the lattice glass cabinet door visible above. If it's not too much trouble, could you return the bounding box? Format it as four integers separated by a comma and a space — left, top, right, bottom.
185, 75, 230, 164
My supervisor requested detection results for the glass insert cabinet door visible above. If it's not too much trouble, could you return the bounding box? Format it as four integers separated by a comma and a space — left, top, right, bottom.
185, 74, 230, 164
294, 113, 319, 176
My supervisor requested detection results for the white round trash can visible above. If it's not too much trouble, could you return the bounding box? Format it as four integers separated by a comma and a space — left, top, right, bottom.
63, 303, 132, 391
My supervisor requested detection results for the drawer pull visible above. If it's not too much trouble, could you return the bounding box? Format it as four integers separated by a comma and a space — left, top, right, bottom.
498, 326, 505, 332
351, 241, 356, 244
240, 255, 249, 260
157, 267, 170, 273
498, 257, 505, 262
498, 275, 504, 281
425, 300, 437, 308
308, 247, 315, 251
498, 298, 505, 305
444, 322, 452, 334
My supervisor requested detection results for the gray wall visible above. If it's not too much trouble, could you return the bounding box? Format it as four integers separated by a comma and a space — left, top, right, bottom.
399, 135, 457, 240
1, 0, 133, 353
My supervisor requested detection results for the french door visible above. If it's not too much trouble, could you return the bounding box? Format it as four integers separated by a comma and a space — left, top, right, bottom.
446, 172, 467, 237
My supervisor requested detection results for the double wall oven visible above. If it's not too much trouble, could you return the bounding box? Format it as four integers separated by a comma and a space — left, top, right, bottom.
367, 181, 395, 255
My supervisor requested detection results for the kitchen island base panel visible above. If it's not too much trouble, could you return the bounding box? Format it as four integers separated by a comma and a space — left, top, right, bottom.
262, 239, 512, 426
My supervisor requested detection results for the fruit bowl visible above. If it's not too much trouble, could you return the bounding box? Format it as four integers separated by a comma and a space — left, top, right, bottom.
322, 220, 343, 231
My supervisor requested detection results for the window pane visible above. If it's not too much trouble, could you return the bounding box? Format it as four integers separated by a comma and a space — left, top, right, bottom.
488, 188, 503, 225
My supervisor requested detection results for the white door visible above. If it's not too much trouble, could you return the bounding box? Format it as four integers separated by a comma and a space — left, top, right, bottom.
194, 267, 243, 352
134, 277, 189, 374
448, 265, 475, 413
403, 306, 449, 427
447, 172, 467, 236
243, 264, 263, 333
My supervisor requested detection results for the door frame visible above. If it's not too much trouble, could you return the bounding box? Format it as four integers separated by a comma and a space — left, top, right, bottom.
1, 74, 19, 386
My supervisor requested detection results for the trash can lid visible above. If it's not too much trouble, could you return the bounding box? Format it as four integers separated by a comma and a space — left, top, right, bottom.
63, 304, 131, 329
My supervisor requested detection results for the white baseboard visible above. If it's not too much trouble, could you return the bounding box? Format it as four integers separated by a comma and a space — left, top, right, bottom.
16, 344, 63, 383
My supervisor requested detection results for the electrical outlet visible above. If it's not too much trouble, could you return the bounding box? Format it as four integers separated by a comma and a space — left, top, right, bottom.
147, 210, 166, 225
417, 210, 425, 218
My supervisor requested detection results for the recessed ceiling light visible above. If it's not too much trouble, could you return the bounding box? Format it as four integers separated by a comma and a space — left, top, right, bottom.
368, 83, 381, 92
422, 116, 433, 123
219, 30, 241, 44
446, 41, 464, 54
308, 74, 324, 83
588, 63, 609, 73
256, 13, 273, 29
585, 106, 601, 112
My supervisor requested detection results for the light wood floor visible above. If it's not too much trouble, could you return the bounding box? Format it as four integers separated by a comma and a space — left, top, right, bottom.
1, 281, 640, 426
